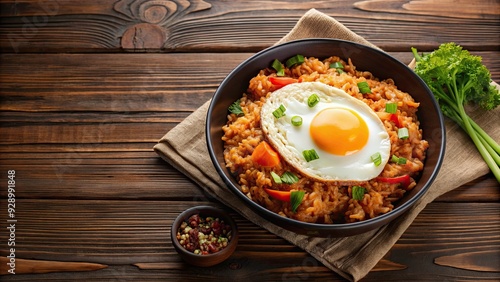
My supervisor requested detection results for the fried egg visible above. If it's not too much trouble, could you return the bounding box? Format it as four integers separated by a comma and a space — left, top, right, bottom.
260, 82, 390, 181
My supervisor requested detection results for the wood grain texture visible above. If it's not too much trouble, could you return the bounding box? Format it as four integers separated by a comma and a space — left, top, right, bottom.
0, 1, 499, 281
354, 0, 500, 19
1, 52, 498, 202
0, 0, 499, 52
0, 257, 107, 275
0, 201, 498, 280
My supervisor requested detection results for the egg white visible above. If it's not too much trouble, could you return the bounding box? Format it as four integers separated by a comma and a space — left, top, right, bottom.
260, 82, 390, 182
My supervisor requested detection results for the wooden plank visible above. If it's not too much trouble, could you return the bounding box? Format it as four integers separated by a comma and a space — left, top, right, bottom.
1, 52, 499, 201
0, 200, 497, 280
0, 0, 498, 53
0, 152, 498, 201
1, 52, 499, 113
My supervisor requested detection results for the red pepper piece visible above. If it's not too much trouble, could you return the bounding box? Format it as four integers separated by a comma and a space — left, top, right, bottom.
264, 188, 291, 202
389, 113, 402, 128
376, 174, 411, 189
269, 77, 298, 89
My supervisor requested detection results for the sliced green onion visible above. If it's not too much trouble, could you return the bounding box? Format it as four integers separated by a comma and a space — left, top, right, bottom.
337, 68, 344, 74
371, 152, 382, 167
391, 155, 399, 163
272, 104, 286, 119
357, 81, 371, 94
281, 172, 299, 184
385, 102, 397, 114
307, 94, 320, 107
228, 99, 244, 116
397, 157, 407, 165
285, 54, 305, 68
270, 171, 282, 184
290, 190, 305, 213
291, 116, 303, 126
352, 186, 366, 201
330, 61, 344, 69
391, 155, 408, 165
398, 127, 409, 139
302, 149, 319, 162
272, 59, 285, 76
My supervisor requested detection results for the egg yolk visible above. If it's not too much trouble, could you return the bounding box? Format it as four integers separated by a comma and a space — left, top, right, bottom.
310, 108, 369, 156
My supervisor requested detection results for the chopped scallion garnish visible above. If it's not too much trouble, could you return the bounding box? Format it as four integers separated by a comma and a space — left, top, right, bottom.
290, 190, 305, 213
285, 54, 305, 68
337, 68, 344, 74
228, 99, 244, 116
281, 171, 299, 184
357, 81, 371, 94
398, 157, 407, 165
272, 59, 285, 76
307, 94, 320, 107
371, 152, 382, 167
398, 127, 409, 139
272, 104, 286, 119
385, 102, 397, 114
270, 171, 282, 184
302, 149, 319, 162
391, 155, 399, 163
352, 186, 366, 201
291, 115, 303, 126
391, 155, 408, 165
330, 61, 344, 69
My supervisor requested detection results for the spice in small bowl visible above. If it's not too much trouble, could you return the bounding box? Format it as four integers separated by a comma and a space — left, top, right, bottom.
171, 206, 238, 267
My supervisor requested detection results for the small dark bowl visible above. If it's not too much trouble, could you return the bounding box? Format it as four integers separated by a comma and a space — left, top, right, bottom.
171, 206, 238, 267
206, 39, 445, 237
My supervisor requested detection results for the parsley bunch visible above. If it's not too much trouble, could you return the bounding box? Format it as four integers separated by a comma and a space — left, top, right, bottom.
412, 43, 500, 182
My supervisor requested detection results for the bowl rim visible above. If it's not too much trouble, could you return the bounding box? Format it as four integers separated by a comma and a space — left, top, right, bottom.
206, 38, 445, 235
171, 205, 239, 258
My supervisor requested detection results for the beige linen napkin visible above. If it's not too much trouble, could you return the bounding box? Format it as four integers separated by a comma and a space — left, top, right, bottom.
154, 9, 500, 281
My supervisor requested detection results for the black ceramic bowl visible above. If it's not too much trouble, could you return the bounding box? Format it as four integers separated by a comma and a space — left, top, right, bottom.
171, 206, 238, 267
206, 39, 445, 237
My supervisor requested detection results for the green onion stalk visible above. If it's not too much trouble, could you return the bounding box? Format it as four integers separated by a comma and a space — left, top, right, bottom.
412, 43, 500, 182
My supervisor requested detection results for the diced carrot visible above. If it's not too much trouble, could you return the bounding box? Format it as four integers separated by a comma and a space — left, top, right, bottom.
252, 141, 280, 167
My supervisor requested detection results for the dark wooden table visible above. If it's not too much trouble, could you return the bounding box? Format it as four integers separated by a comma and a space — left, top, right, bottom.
1, 1, 499, 281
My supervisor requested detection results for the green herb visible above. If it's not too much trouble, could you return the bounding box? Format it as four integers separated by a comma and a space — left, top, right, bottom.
371, 152, 382, 167
352, 186, 366, 201
272, 59, 285, 76
272, 104, 286, 119
307, 94, 320, 107
290, 190, 305, 213
397, 157, 407, 165
357, 81, 371, 94
281, 171, 299, 184
228, 99, 244, 116
291, 115, 303, 126
286, 54, 305, 68
398, 128, 409, 139
330, 61, 344, 69
270, 171, 282, 184
302, 149, 319, 162
391, 155, 399, 163
391, 155, 407, 165
412, 43, 500, 182
385, 102, 397, 114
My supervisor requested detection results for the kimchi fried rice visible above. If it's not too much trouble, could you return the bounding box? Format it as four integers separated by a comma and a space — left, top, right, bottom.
221, 55, 429, 224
